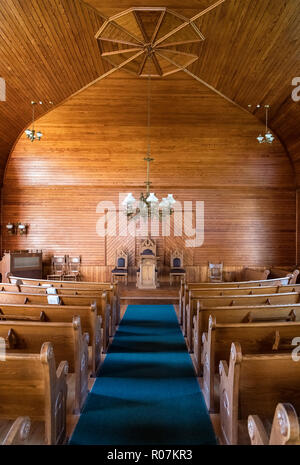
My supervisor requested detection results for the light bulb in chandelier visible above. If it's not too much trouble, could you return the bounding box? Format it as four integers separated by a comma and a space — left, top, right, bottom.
265, 130, 275, 143
146, 193, 159, 204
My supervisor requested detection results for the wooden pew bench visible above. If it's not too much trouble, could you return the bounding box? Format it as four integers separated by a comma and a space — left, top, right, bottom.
186, 292, 300, 352
0, 342, 68, 445
0, 291, 110, 353
248, 402, 300, 445
0, 303, 101, 376
179, 276, 292, 326
219, 343, 300, 445
201, 317, 300, 413
0, 317, 89, 414
181, 284, 300, 336
193, 303, 300, 376
0, 417, 31, 445
8, 276, 120, 329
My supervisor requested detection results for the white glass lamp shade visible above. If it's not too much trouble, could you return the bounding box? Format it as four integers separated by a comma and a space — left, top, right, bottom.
257, 134, 265, 144
166, 194, 176, 205
6, 223, 13, 230
25, 129, 32, 136
36, 131, 43, 140
18, 224, 26, 230
122, 193, 136, 206
265, 131, 275, 143
146, 193, 158, 203
159, 198, 169, 208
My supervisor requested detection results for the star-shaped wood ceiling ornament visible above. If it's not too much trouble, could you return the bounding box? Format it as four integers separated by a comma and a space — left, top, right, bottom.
95, 4, 225, 78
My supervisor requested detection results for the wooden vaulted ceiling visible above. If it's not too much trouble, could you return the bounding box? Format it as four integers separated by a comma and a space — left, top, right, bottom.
1, 0, 300, 184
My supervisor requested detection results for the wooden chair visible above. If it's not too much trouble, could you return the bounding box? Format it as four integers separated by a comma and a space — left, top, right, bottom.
47, 255, 67, 281
208, 262, 223, 283
111, 250, 128, 285
63, 255, 81, 281
169, 250, 186, 286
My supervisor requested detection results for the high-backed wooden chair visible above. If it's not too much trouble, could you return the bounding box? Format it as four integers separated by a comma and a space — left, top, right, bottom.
208, 262, 223, 283
64, 255, 81, 281
111, 250, 128, 285
169, 250, 186, 285
47, 255, 67, 281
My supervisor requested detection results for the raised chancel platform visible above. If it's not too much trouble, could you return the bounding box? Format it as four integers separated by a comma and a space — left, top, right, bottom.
119, 283, 179, 307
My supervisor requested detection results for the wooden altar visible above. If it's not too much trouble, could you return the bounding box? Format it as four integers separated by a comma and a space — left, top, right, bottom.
136, 239, 159, 289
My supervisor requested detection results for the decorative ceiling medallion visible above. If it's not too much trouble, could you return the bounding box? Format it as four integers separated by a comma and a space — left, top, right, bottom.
95, 7, 206, 78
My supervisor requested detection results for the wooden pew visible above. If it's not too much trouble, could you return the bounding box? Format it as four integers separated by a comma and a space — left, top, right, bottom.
269, 267, 300, 285
202, 316, 300, 412
181, 284, 300, 335
0, 303, 101, 376
186, 292, 300, 351
0, 291, 110, 353
1, 417, 31, 445
8, 276, 120, 329
219, 343, 300, 445
193, 303, 300, 376
179, 276, 292, 325
248, 403, 300, 445
0, 342, 68, 445
0, 317, 89, 414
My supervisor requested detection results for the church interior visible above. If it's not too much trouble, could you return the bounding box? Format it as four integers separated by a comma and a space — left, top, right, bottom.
0, 0, 300, 449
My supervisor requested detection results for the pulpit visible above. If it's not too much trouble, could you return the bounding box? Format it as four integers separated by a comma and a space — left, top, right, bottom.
136, 239, 159, 289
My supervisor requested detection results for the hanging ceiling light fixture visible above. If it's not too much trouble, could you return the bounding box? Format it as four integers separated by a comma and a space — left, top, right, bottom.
256, 105, 275, 144
123, 74, 175, 221
25, 101, 43, 142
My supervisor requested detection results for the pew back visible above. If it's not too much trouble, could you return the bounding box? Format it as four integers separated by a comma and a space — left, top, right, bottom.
0, 342, 68, 444
219, 343, 300, 444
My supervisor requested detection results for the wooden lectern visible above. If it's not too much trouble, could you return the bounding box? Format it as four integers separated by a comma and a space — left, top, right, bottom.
136, 239, 159, 289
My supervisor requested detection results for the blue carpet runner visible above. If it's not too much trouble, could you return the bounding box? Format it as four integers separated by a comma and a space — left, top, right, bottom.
70, 304, 217, 445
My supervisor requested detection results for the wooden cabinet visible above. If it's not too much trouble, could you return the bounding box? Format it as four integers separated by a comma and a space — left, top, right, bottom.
0, 251, 43, 282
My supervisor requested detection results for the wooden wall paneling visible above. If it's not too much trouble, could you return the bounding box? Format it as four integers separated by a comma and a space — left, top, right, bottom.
2, 71, 296, 281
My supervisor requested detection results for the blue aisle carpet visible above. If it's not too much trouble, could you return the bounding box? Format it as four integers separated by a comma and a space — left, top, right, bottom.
69, 304, 217, 445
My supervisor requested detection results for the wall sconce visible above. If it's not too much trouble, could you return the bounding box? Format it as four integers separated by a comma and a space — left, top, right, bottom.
17, 222, 28, 236
6, 222, 16, 235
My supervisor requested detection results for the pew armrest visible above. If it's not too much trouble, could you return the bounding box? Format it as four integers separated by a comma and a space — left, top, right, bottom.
248, 415, 269, 445
269, 403, 300, 445
2, 416, 31, 445
219, 343, 242, 445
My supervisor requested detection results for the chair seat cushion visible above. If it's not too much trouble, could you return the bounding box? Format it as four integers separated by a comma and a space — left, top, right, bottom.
170, 268, 186, 273
112, 268, 128, 273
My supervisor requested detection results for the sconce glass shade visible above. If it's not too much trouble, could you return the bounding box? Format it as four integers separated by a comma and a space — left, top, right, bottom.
6, 223, 13, 230
18, 224, 26, 230
122, 193, 136, 206
146, 193, 159, 203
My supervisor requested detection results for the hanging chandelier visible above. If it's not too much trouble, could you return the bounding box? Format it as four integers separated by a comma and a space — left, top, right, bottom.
123, 75, 175, 221
25, 101, 43, 142
256, 105, 275, 144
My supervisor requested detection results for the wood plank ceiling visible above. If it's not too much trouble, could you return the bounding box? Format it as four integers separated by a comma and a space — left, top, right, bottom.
0, 0, 300, 184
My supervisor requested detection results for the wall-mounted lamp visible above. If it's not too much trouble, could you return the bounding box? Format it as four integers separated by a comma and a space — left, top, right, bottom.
6, 222, 16, 235
17, 222, 28, 236
5, 222, 28, 235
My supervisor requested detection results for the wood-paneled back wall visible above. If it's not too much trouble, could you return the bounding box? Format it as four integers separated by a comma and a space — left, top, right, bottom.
2, 71, 296, 281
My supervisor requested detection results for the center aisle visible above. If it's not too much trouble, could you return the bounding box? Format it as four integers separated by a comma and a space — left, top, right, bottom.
70, 304, 217, 445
